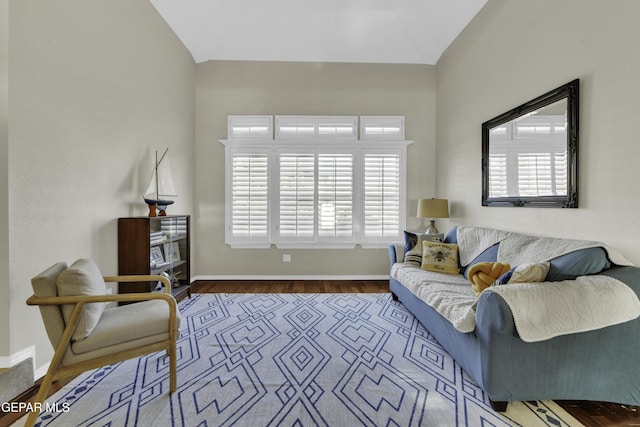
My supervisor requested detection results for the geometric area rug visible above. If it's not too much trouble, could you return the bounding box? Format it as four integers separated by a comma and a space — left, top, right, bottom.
30, 293, 582, 426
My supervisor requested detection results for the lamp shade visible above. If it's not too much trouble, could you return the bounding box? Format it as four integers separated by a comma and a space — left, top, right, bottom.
417, 198, 449, 219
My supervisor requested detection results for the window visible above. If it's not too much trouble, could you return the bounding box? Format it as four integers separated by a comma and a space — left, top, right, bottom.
221, 116, 411, 248
276, 116, 358, 139
360, 116, 404, 140
228, 115, 273, 139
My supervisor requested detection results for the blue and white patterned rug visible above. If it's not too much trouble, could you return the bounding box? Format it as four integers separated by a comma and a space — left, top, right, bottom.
33, 293, 581, 426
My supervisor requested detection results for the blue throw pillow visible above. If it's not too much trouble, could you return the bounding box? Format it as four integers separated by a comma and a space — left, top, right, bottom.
403, 230, 423, 253
404, 231, 443, 253
546, 247, 611, 281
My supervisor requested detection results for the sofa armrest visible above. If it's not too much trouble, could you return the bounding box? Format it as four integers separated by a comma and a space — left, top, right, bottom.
601, 265, 640, 295
475, 290, 516, 336
388, 242, 405, 270
388, 244, 397, 269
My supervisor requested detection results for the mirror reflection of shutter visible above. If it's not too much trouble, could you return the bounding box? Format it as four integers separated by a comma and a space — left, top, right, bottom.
318, 153, 353, 238
554, 151, 568, 195
488, 153, 508, 197
231, 153, 269, 238
518, 153, 552, 196
364, 153, 401, 238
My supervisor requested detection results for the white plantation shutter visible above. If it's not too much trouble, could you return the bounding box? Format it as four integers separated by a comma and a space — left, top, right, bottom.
363, 152, 401, 239
230, 152, 269, 240
279, 153, 315, 238
318, 153, 353, 238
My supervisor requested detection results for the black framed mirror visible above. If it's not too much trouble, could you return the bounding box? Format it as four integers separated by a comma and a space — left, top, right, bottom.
481, 79, 579, 208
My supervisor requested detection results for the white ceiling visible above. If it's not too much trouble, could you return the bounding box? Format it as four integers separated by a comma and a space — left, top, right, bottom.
149, 0, 487, 65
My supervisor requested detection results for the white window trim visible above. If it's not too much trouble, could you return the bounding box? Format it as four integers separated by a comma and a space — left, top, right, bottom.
220, 139, 412, 249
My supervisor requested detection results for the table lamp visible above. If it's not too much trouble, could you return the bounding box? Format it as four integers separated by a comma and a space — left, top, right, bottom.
417, 198, 449, 234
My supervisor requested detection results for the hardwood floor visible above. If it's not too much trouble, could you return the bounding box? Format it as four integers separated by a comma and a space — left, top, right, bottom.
3, 279, 638, 426
556, 401, 640, 427
190, 279, 390, 294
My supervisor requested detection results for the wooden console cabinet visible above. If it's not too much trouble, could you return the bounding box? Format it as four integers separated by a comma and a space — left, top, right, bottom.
118, 215, 191, 302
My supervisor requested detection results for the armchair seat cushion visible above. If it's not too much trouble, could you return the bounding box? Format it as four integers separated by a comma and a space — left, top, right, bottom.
71, 299, 181, 355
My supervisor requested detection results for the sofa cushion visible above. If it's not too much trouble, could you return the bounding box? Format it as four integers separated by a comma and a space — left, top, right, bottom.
31, 263, 69, 349
547, 247, 611, 281
56, 259, 107, 341
443, 226, 458, 243
421, 242, 459, 275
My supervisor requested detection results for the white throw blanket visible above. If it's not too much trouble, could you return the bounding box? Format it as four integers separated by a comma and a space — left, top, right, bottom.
391, 264, 477, 332
391, 226, 640, 341
456, 225, 632, 267
392, 263, 640, 341
486, 276, 640, 342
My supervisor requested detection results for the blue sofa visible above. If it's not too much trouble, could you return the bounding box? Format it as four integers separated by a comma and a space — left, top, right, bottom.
388, 226, 640, 411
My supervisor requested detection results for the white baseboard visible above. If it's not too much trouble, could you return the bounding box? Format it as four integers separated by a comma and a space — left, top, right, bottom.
35, 361, 50, 380
0, 345, 35, 369
192, 274, 389, 281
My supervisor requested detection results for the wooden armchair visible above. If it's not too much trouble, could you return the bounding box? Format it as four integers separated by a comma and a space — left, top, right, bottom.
25, 260, 180, 427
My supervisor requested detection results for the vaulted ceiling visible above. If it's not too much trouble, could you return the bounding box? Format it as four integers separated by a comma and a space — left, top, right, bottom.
149, 0, 487, 65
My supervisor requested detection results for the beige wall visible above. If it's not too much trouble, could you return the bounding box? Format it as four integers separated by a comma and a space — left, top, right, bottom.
0, 0, 8, 357
8, 0, 195, 371
194, 61, 435, 277
436, 0, 640, 264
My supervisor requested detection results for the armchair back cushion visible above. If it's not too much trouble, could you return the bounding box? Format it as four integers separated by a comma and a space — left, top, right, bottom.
56, 259, 107, 341
31, 262, 68, 349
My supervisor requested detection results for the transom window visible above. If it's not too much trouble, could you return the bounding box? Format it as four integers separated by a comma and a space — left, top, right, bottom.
221, 116, 411, 248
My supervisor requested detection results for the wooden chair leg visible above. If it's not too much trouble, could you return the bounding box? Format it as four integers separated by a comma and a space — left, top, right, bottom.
24, 304, 83, 426
169, 341, 177, 393
23, 369, 56, 427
